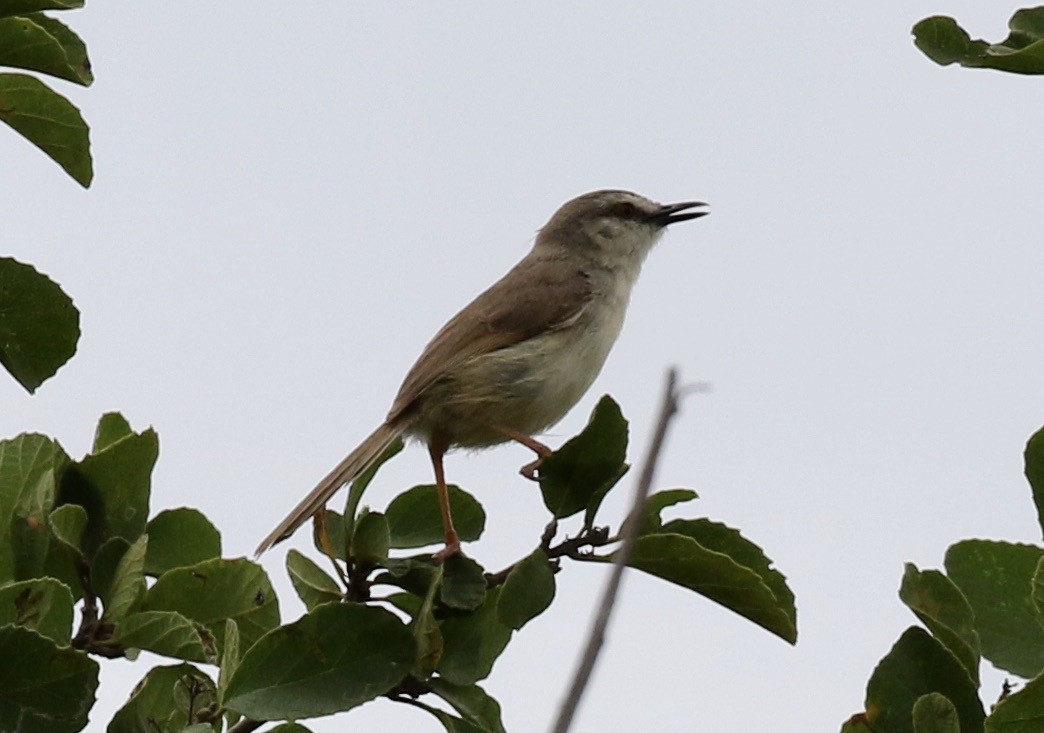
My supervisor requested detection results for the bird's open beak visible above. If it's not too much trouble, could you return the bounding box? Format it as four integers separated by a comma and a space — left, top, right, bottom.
650, 201, 709, 226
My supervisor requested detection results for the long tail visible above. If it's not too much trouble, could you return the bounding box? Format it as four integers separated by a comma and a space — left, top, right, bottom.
255, 421, 406, 555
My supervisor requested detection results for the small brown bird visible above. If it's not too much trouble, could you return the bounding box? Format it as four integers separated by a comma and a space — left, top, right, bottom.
256, 190, 707, 558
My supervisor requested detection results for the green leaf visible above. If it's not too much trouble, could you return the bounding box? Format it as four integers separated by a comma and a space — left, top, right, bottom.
428, 677, 506, 733
0, 576, 73, 644
377, 554, 442, 597
8, 470, 53, 582
440, 554, 487, 611
103, 534, 147, 623
145, 508, 221, 576
114, 610, 218, 664
224, 602, 414, 720
0, 1, 84, 18
352, 510, 390, 562
840, 715, 875, 732
385, 484, 485, 549
987, 672, 1044, 732
898, 563, 980, 683
0, 15, 91, 85
0, 73, 91, 186
864, 627, 984, 733
312, 508, 349, 562
60, 416, 158, 555
607, 526, 797, 643
0, 624, 98, 733
0, 258, 79, 393
626, 488, 698, 535
92, 412, 131, 452
912, 693, 959, 733
404, 699, 490, 733
437, 587, 513, 685
219, 619, 241, 728
47, 502, 86, 557
1026, 426, 1044, 542
0, 432, 68, 582
89, 536, 129, 609
913, 9, 1044, 75
344, 436, 404, 543
141, 557, 280, 656
107, 663, 217, 733
267, 725, 315, 733
945, 539, 1044, 677
538, 395, 629, 520
496, 548, 555, 630
409, 567, 444, 678
286, 549, 342, 611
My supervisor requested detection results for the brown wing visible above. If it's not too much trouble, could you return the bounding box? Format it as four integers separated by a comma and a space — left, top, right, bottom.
387, 253, 594, 421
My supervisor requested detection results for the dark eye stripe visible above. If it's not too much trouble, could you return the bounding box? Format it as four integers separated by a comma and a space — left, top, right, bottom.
608, 202, 641, 220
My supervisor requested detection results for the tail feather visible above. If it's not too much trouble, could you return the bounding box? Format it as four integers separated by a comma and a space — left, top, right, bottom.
255, 421, 406, 555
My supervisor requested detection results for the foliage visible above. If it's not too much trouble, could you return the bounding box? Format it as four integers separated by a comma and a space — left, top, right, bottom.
841, 426, 1044, 733
913, 6, 1044, 74
0, 0, 93, 185
0, 397, 796, 731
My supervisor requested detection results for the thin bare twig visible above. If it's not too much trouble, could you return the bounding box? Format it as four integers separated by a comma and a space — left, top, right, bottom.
550, 367, 683, 733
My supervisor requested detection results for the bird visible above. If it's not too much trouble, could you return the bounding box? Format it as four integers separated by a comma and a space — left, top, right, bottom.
256, 189, 708, 558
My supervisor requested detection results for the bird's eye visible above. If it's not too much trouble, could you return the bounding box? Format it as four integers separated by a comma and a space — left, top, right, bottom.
609, 202, 638, 220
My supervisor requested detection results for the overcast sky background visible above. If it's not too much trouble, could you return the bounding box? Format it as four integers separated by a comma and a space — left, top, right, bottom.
4, 2, 1044, 731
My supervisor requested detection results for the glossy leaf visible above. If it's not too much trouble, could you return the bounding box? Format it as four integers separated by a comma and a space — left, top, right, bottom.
224, 602, 414, 720
114, 610, 218, 664
437, 587, 513, 685
286, 549, 342, 611
0, 15, 91, 85
864, 627, 984, 733
539, 395, 629, 520
945, 539, 1044, 677
496, 548, 555, 630
92, 412, 131, 452
913, 8, 1044, 75
141, 557, 279, 655
0, 624, 98, 733
385, 484, 485, 549
145, 507, 221, 576
899, 563, 980, 683
0, 73, 91, 185
107, 663, 217, 733
0, 576, 73, 644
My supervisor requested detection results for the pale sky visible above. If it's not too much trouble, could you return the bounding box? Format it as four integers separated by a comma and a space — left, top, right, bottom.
4, 3, 1043, 731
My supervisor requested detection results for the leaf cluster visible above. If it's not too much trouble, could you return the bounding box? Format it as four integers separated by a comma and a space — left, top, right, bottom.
0, 396, 795, 732
841, 426, 1044, 733
0, 0, 93, 185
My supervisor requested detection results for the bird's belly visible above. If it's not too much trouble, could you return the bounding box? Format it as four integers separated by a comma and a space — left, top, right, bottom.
411, 306, 625, 448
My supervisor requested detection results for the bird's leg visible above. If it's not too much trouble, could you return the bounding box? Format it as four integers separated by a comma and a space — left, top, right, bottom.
493, 426, 553, 481
428, 438, 461, 562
